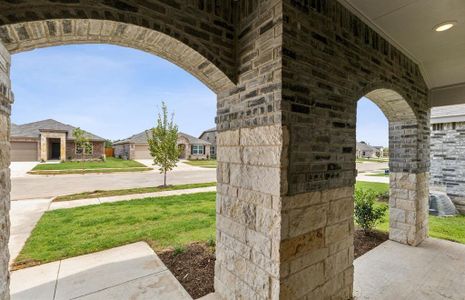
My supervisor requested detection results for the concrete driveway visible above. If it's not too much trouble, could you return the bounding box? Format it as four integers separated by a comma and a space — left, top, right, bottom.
11, 167, 216, 200
10, 162, 39, 178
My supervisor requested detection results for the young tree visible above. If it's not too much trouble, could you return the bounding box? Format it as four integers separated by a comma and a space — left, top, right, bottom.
147, 102, 180, 187
73, 127, 90, 161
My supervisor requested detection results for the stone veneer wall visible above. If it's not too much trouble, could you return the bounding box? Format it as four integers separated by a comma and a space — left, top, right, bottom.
275, 0, 430, 298
0, 0, 433, 299
0, 39, 12, 300
431, 121, 465, 214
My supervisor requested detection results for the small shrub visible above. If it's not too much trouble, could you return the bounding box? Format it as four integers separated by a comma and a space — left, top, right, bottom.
207, 236, 215, 247
173, 245, 186, 256
354, 189, 388, 234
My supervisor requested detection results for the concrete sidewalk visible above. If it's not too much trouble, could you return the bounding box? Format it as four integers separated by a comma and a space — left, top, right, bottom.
49, 186, 217, 210
10, 242, 192, 300
9, 199, 53, 265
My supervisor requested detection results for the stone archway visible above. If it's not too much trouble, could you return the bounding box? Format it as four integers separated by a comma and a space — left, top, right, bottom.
0, 19, 234, 94
360, 88, 429, 246
0, 16, 238, 300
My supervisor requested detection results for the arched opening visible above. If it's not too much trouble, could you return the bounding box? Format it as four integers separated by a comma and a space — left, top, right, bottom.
1, 19, 234, 299
355, 88, 427, 247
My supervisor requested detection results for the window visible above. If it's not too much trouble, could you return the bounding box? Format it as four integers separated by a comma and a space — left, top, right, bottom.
76, 142, 93, 155
192, 145, 205, 155
432, 124, 444, 131
210, 146, 216, 155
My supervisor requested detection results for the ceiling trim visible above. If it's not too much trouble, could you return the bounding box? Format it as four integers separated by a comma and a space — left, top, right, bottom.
337, 0, 432, 88
430, 82, 465, 107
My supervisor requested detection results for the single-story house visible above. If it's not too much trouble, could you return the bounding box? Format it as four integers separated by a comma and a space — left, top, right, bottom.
430, 104, 465, 214
356, 141, 383, 158
199, 127, 217, 158
114, 130, 211, 160
10, 119, 106, 162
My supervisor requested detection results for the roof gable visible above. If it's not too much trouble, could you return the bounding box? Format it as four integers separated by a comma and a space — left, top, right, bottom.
11, 119, 105, 141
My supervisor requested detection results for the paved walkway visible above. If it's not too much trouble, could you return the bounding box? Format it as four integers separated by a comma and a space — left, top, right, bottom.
10, 162, 39, 178
9, 199, 53, 265
10, 242, 192, 300
354, 238, 465, 299
356, 173, 389, 183
49, 186, 217, 210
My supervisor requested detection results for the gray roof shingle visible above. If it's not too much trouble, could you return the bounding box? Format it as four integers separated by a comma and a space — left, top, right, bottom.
115, 130, 211, 146
11, 119, 105, 141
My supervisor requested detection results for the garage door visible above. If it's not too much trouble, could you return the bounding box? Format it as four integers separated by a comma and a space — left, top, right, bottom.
11, 142, 38, 161
134, 144, 152, 159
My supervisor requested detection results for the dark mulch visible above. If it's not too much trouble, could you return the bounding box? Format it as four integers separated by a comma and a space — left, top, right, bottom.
159, 231, 387, 298
158, 243, 215, 299
354, 229, 389, 258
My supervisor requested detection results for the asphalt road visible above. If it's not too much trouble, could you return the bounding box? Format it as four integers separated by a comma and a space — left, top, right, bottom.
11, 168, 217, 200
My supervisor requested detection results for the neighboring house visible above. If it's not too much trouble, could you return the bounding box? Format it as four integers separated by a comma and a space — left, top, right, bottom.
10, 119, 105, 162
430, 104, 465, 214
114, 130, 211, 160
356, 142, 382, 158
199, 127, 216, 158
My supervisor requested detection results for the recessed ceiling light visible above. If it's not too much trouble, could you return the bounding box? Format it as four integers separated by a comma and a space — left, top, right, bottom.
433, 21, 457, 32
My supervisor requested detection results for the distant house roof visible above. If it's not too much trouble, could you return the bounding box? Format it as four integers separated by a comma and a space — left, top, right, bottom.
356, 142, 378, 152
431, 104, 465, 124
200, 127, 216, 135
11, 119, 106, 141
114, 130, 211, 146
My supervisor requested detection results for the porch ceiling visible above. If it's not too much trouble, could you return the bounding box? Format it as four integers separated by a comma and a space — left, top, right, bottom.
339, 0, 465, 106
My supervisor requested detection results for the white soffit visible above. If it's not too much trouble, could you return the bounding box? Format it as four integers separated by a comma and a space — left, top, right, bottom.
338, 0, 465, 90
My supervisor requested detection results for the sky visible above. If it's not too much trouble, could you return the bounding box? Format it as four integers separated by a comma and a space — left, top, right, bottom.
11, 44, 216, 141
10, 43, 388, 146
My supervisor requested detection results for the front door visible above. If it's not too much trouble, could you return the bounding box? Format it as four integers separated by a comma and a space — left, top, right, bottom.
51, 142, 60, 160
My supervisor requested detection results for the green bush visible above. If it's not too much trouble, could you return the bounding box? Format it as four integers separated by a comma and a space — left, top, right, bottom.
354, 189, 388, 234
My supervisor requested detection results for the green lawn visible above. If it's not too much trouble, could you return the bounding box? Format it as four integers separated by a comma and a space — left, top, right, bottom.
184, 160, 217, 168
355, 181, 389, 194
54, 182, 217, 201
357, 181, 465, 244
16, 182, 465, 269
356, 158, 389, 163
366, 172, 390, 177
14, 192, 216, 269
33, 157, 146, 171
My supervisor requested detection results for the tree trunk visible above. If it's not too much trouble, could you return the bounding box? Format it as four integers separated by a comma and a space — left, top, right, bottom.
164, 170, 167, 187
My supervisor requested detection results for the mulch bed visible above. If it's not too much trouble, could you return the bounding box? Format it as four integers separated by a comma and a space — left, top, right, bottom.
158, 243, 215, 299
354, 229, 389, 258
159, 230, 388, 298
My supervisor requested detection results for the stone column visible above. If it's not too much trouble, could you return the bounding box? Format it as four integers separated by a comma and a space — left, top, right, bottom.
40, 134, 47, 161
0, 40, 12, 300
60, 135, 66, 161
389, 120, 429, 246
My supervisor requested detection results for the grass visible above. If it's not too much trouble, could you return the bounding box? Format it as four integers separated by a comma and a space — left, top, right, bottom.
54, 182, 217, 201
357, 181, 465, 244
32, 157, 146, 170
30, 157, 151, 174
16, 182, 465, 269
14, 192, 216, 269
184, 160, 217, 168
355, 181, 389, 194
366, 172, 390, 177
356, 158, 389, 163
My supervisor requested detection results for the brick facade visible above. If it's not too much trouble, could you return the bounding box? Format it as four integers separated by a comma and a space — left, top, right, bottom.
0, 1, 431, 299
431, 121, 465, 214
66, 140, 105, 160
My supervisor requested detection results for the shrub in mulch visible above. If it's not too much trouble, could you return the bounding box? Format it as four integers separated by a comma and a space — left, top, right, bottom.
159, 231, 388, 298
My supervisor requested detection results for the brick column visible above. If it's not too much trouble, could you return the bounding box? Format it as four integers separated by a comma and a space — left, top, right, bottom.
60, 135, 66, 161
0, 41, 12, 300
389, 120, 429, 246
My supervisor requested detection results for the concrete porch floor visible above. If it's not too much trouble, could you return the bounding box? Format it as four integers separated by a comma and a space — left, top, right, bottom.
354, 238, 465, 299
